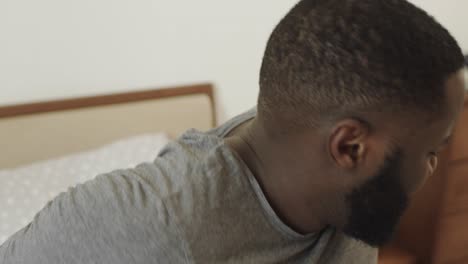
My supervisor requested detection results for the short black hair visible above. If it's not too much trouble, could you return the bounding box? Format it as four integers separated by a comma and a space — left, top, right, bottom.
258, 0, 464, 128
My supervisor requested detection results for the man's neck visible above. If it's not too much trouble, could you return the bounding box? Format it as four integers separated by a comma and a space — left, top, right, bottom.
225, 118, 329, 234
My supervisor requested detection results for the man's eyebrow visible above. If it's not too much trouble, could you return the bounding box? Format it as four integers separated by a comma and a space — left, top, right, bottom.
441, 135, 452, 146
434, 136, 452, 153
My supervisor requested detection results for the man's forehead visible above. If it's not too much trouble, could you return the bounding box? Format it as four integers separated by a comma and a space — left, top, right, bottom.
444, 71, 466, 115
428, 71, 466, 144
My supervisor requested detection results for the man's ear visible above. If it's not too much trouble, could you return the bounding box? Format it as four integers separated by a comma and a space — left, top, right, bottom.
328, 119, 370, 169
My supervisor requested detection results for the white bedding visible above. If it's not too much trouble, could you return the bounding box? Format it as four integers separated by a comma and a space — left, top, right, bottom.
0, 133, 170, 244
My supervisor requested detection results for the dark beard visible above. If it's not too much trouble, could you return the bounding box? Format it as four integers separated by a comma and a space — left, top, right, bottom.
343, 150, 409, 247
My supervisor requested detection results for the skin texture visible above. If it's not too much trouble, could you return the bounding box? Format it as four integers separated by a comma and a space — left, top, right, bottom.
225, 70, 466, 247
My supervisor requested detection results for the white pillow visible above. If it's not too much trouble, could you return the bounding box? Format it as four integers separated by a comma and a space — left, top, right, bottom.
0, 133, 170, 244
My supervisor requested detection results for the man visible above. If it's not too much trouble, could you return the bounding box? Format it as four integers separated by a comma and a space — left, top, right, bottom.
1, 0, 466, 263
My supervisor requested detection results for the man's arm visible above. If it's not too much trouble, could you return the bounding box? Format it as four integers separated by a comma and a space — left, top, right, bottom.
0, 169, 187, 264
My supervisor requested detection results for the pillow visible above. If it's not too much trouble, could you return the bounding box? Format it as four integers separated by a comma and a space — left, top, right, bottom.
0, 133, 170, 244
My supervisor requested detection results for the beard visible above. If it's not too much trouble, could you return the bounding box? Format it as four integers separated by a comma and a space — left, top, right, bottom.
342, 150, 409, 247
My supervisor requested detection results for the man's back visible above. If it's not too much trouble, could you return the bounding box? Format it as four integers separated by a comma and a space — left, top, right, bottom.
0, 110, 377, 263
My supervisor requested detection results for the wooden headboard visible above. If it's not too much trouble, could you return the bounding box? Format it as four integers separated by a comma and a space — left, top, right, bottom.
0, 83, 216, 169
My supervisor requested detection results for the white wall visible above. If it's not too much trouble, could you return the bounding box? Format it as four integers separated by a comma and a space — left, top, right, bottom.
0, 0, 466, 122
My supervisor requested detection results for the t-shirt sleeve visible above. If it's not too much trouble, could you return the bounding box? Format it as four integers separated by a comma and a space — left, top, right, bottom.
0, 169, 188, 264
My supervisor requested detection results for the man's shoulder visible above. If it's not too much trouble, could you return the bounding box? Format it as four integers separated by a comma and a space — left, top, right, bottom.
0, 167, 189, 263
207, 107, 257, 137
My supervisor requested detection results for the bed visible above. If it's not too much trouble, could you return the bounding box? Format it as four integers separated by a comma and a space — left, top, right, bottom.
0, 83, 216, 169
0, 83, 217, 243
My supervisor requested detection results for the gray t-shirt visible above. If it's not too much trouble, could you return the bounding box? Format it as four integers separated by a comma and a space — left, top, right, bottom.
0, 109, 377, 264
